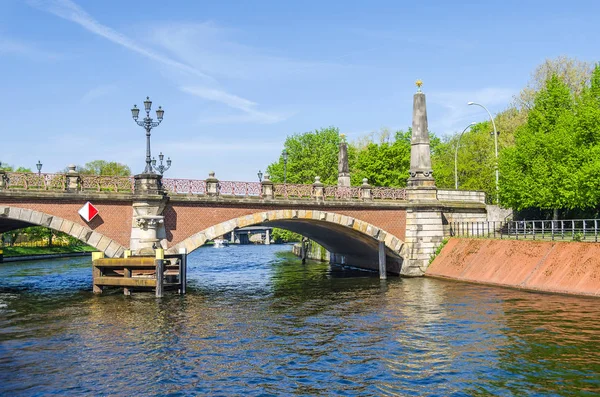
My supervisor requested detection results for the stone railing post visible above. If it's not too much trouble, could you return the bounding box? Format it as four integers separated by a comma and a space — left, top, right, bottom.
361, 178, 372, 200
0, 170, 7, 190
65, 164, 81, 192
261, 173, 274, 200
206, 171, 219, 196
134, 173, 164, 195
313, 176, 324, 201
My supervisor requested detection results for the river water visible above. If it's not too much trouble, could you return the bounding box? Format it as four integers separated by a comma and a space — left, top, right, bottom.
0, 244, 599, 396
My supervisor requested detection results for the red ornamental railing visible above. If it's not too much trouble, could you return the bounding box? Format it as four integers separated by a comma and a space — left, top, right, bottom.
218, 181, 262, 196
1, 172, 407, 201
162, 178, 207, 195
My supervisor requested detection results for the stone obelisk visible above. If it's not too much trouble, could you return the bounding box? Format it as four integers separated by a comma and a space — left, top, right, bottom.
407, 80, 436, 197
402, 80, 444, 276
338, 134, 351, 187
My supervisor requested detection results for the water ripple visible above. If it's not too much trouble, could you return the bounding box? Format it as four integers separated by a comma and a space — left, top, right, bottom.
0, 245, 599, 396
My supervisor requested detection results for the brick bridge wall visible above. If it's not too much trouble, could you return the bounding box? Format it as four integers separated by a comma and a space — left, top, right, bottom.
0, 196, 133, 248
0, 194, 407, 252
164, 201, 407, 248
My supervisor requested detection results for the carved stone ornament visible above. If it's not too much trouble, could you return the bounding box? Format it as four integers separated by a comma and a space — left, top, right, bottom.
135, 216, 164, 229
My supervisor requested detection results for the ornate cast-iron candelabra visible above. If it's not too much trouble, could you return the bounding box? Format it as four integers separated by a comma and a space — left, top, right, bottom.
131, 96, 164, 174
151, 152, 172, 175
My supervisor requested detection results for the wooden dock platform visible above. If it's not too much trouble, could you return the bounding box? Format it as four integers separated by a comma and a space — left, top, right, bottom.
92, 249, 187, 297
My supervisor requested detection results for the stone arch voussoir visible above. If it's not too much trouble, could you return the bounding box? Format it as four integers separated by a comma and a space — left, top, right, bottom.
0, 205, 126, 258
166, 209, 406, 257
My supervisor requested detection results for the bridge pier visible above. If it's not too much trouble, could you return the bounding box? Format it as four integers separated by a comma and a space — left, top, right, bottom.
130, 173, 168, 255
402, 83, 444, 277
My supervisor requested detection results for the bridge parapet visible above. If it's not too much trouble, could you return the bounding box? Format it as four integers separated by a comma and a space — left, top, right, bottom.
1, 172, 135, 193
0, 172, 407, 202
437, 189, 486, 204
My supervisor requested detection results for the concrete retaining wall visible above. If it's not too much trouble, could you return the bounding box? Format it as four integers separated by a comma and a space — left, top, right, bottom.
426, 238, 600, 297
292, 241, 330, 262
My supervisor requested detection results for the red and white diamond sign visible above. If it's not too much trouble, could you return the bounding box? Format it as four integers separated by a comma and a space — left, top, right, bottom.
78, 201, 99, 222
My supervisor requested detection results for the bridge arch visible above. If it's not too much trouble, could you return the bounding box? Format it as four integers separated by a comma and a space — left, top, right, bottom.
166, 209, 406, 274
0, 205, 126, 258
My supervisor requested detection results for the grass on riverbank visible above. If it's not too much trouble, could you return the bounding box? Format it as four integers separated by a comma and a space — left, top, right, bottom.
1, 245, 96, 257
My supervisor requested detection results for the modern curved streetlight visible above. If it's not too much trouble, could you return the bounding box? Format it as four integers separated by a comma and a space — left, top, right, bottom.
468, 101, 499, 203
131, 97, 164, 174
454, 122, 477, 189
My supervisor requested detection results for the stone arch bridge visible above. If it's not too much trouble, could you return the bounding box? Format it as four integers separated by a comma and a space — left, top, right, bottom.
0, 172, 487, 276
0, 87, 497, 276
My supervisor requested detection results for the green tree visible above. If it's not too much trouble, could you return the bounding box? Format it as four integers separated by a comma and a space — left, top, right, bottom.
570, 64, 600, 212
271, 228, 302, 243
515, 56, 593, 111
432, 122, 496, 198
352, 129, 411, 186
266, 127, 353, 185
0, 163, 32, 172
500, 75, 579, 216
79, 160, 131, 176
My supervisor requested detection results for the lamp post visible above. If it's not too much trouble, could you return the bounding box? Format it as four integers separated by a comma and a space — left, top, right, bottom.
36, 160, 43, 175
257, 170, 263, 182
468, 101, 499, 203
131, 97, 164, 174
454, 122, 476, 189
282, 149, 288, 185
151, 152, 172, 175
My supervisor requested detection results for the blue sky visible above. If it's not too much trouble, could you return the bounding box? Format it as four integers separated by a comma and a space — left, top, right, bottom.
1, 0, 598, 181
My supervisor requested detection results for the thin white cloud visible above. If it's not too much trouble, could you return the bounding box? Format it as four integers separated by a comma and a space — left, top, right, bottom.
181, 86, 257, 112
196, 113, 288, 125
181, 86, 288, 124
0, 36, 61, 60
29, 0, 288, 124
151, 23, 346, 82
162, 140, 281, 152
28, 0, 212, 81
81, 84, 118, 103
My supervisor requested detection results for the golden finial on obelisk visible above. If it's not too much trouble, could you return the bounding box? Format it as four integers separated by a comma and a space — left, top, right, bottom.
415, 79, 423, 92
340, 133, 346, 143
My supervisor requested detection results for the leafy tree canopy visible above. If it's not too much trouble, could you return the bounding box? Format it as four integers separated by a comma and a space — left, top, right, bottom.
78, 160, 131, 176
266, 127, 354, 185
499, 68, 600, 215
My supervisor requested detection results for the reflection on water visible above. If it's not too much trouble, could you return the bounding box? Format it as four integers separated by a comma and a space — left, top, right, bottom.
1, 245, 599, 396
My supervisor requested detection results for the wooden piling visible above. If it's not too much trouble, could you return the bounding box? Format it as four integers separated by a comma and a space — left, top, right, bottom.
123, 250, 132, 295
378, 241, 387, 280
179, 248, 187, 294
92, 251, 105, 293
155, 249, 164, 298
301, 239, 307, 264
